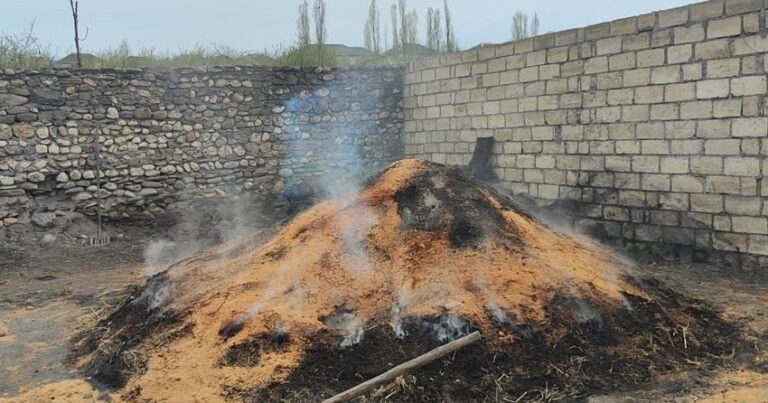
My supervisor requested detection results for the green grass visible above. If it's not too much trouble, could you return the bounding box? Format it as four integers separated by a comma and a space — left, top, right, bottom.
0, 21, 56, 69
0, 24, 443, 70
273, 44, 338, 67
84, 42, 281, 69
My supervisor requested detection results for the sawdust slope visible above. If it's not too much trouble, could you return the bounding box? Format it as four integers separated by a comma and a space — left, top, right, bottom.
99, 159, 640, 401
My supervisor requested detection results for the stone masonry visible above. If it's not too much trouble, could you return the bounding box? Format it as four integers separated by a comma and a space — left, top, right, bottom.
0, 66, 403, 226
403, 0, 768, 267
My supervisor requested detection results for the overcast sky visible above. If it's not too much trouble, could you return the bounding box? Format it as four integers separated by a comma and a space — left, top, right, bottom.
2, 0, 697, 57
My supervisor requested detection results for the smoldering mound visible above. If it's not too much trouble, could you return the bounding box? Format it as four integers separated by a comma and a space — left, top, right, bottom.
71, 159, 746, 402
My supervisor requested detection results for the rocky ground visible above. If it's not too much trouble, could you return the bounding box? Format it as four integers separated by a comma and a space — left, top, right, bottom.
0, 210, 766, 402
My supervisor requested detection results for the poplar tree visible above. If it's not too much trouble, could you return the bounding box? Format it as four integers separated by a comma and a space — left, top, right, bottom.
391, 4, 400, 50
363, 0, 381, 53
297, 0, 311, 47
444, 0, 456, 52
314, 0, 327, 47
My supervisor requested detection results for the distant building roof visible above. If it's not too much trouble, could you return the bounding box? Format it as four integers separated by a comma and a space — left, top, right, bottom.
55, 52, 99, 67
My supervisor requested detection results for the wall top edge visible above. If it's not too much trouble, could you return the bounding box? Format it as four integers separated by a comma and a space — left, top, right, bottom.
409, 0, 768, 71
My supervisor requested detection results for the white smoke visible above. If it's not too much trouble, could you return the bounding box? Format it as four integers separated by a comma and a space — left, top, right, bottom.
138, 194, 270, 312
431, 314, 472, 342
620, 293, 634, 311
143, 239, 177, 277
568, 298, 603, 325
389, 282, 419, 339
239, 244, 309, 322
323, 310, 366, 348
337, 205, 377, 275
487, 303, 511, 324
282, 82, 381, 280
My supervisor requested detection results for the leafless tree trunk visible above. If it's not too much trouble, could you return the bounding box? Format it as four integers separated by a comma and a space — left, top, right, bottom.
67, 0, 87, 68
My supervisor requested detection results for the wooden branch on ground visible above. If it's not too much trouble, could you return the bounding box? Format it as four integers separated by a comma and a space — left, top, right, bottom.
321, 331, 482, 403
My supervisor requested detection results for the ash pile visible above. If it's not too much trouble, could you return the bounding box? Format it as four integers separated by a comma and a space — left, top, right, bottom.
71, 159, 746, 402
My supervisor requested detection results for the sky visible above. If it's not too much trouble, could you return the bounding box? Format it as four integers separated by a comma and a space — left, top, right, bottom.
2, 0, 698, 57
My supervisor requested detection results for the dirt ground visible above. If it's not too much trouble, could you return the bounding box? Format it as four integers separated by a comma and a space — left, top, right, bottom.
0, 218, 766, 402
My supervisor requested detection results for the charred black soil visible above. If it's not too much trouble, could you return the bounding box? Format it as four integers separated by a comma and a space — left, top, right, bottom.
68, 273, 190, 389
233, 277, 749, 403
219, 330, 292, 368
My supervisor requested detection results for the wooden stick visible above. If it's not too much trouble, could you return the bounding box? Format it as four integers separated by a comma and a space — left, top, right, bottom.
322, 331, 482, 403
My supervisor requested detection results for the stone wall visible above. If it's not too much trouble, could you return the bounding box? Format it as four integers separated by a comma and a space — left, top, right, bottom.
403, 0, 768, 266
0, 66, 403, 226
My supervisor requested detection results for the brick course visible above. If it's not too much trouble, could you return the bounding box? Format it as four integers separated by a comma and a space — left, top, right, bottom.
404, 0, 768, 265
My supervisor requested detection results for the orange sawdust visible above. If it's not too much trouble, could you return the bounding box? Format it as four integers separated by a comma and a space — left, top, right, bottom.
84, 159, 646, 402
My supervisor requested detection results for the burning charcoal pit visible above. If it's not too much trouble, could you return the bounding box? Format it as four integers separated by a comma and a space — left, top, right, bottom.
69, 160, 752, 402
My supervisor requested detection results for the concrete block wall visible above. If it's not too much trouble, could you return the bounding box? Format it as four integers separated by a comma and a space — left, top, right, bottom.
403, 0, 768, 266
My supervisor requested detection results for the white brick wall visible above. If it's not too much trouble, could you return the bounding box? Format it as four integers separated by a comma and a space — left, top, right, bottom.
403, 0, 768, 260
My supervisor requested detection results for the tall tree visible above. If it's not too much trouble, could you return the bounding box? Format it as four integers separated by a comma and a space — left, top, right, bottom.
314, 0, 327, 47
512, 11, 528, 41
390, 4, 400, 50
297, 0, 311, 47
531, 13, 540, 37
426, 8, 435, 49
428, 8, 443, 50
512, 11, 540, 41
443, 0, 456, 52
67, 0, 87, 68
398, 0, 407, 46
406, 10, 418, 45
363, 0, 380, 53
383, 24, 389, 50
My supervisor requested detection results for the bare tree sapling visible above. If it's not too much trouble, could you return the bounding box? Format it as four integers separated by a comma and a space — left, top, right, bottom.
67, 0, 88, 68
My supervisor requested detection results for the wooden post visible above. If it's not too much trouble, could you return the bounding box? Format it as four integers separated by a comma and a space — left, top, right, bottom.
322, 331, 481, 403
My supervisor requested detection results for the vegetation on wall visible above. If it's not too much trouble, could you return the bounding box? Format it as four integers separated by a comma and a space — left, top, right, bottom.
0, 0, 535, 70
0, 21, 55, 69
